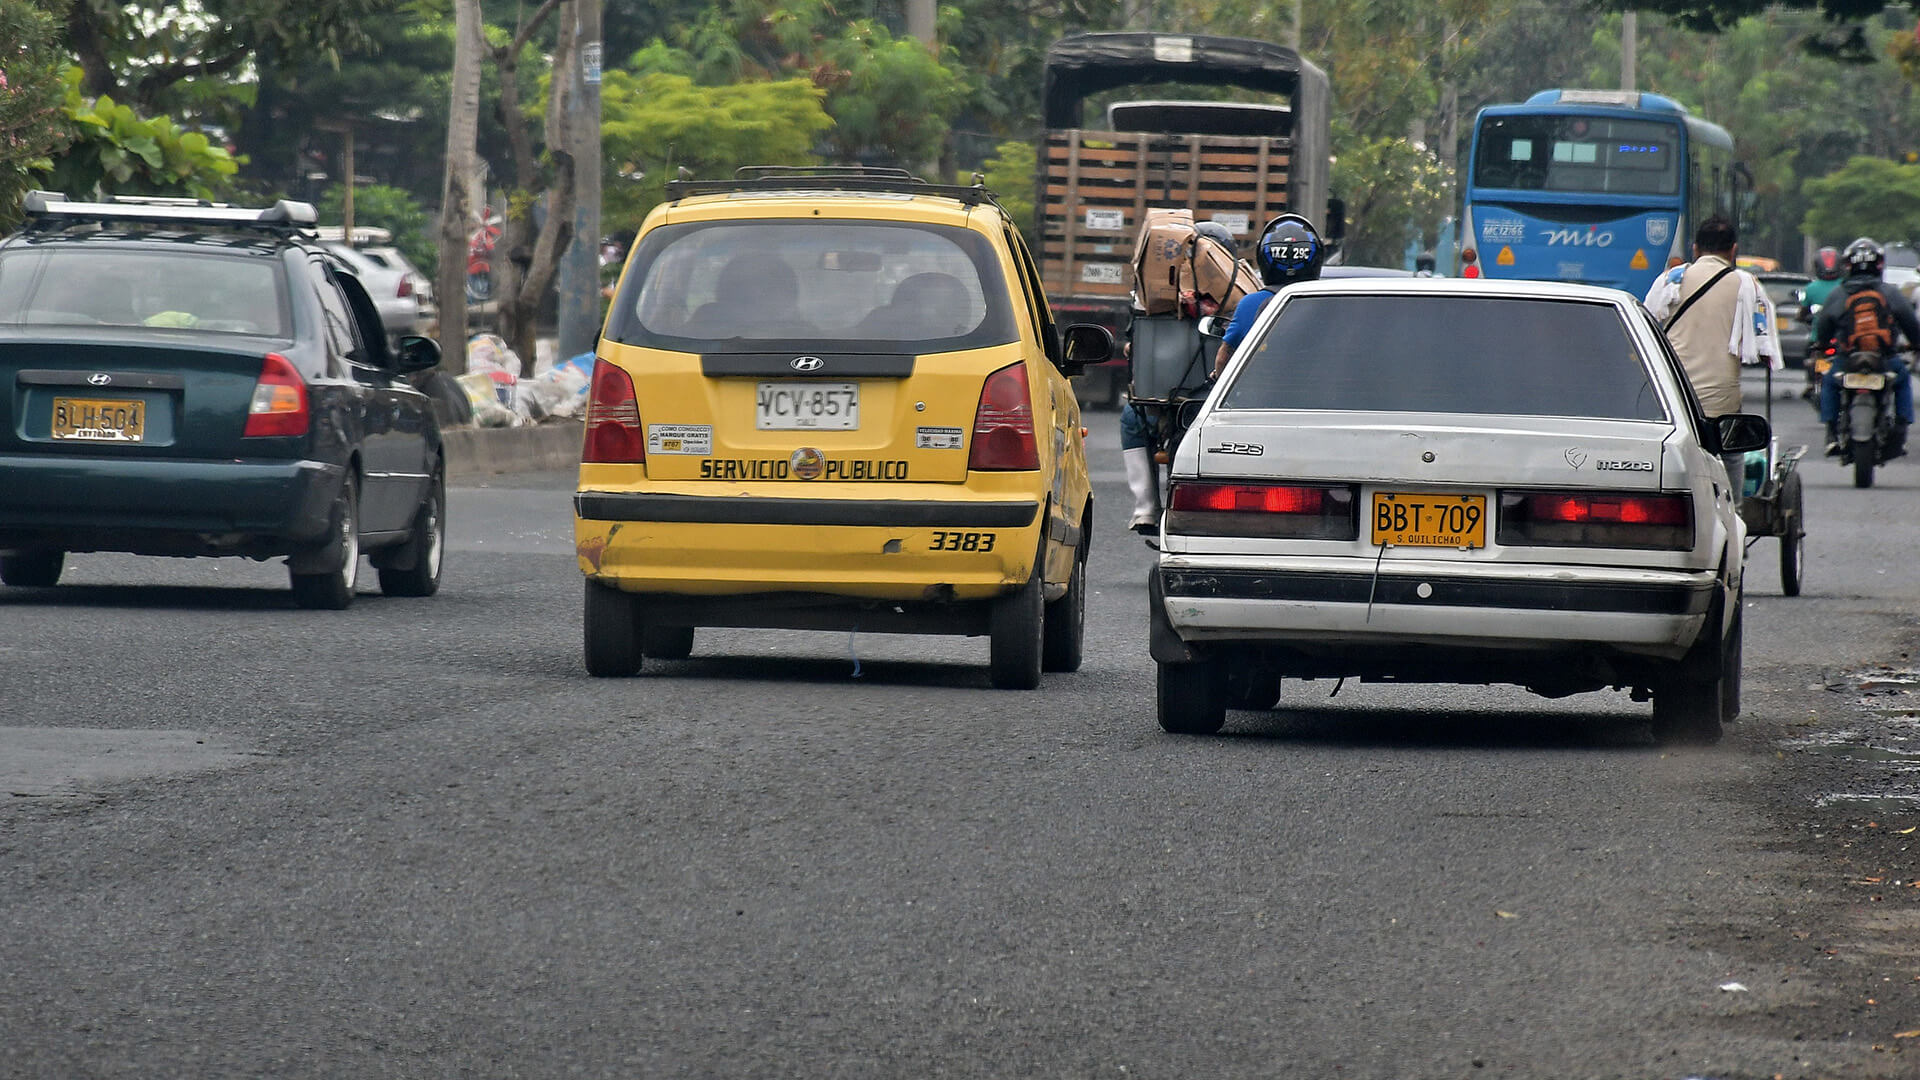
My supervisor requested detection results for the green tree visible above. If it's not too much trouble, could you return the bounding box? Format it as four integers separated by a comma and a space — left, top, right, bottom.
0, 0, 70, 229
318, 183, 438, 274
59, 0, 393, 117
38, 72, 239, 201
599, 71, 833, 227
1333, 136, 1452, 267
1802, 156, 1920, 242
982, 138, 1037, 244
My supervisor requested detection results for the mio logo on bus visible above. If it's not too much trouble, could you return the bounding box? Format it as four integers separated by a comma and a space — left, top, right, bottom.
1542, 228, 1615, 247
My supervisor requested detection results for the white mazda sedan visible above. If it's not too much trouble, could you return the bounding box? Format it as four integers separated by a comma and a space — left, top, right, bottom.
1150, 278, 1771, 744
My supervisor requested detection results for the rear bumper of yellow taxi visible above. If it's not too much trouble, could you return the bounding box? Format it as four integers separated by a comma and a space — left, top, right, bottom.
574, 488, 1048, 602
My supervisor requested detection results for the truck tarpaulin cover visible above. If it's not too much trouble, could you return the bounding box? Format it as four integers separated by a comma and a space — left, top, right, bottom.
1042, 33, 1322, 129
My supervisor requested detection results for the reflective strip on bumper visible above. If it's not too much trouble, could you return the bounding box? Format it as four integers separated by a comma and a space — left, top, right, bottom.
576, 492, 1039, 529
1159, 567, 1713, 616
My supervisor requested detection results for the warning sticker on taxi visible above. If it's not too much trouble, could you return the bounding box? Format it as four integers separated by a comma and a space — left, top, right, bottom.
647, 425, 712, 455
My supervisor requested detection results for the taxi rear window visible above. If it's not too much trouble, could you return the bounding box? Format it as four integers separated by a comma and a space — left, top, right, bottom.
1219, 294, 1667, 421
606, 220, 1018, 353
0, 247, 290, 337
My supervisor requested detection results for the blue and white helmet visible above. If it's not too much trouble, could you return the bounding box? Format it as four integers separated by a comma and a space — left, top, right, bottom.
1254, 213, 1324, 287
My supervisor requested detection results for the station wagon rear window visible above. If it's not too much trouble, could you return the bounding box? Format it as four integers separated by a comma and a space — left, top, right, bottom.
1220, 294, 1667, 421
606, 221, 1018, 353
0, 248, 290, 337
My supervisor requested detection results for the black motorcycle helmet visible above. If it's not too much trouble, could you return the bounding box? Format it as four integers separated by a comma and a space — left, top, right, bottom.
1813, 246, 1843, 280
1254, 213, 1325, 287
1844, 237, 1885, 278
1193, 220, 1238, 255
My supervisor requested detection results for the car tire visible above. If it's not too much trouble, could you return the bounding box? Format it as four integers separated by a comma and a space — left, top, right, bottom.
377, 469, 446, 598
642, 625, 695, 660
1779, 471, 1804, 597
1040, 543, 1086, 673
1157, 658, 1226, 735
0, 550, 64, 588
1651, 591, 1728, 746
989, 562, 1045, 690
289, 479, 360, 610
1225, 667, 1282, 711
584, 579, 644, 677
1721, 604, 1744, 727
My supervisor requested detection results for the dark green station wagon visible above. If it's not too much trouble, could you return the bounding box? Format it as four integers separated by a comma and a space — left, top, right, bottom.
0, 193, 447, 608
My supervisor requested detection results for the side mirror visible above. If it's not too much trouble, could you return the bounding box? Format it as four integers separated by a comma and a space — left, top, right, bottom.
394, 334, 442, 374
1715, 413, 1771, 455
1059, 323, 1114, 375
1195, 315, 1227, 339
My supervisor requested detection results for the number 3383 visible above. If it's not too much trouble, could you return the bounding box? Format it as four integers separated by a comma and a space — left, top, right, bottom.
929, 530, 995, 552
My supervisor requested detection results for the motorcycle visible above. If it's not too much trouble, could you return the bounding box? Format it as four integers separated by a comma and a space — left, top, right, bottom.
1834, 348, 1901, 488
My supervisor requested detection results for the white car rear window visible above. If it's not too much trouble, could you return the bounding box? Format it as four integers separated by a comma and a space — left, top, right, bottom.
1220, 294, 1667, 421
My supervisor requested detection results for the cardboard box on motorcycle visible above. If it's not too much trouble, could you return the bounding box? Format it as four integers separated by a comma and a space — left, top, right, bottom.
1129, 208, 1262, 316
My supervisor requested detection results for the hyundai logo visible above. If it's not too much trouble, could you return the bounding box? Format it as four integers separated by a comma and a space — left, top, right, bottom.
790, 356, 825, 372
88, 373, 111, 386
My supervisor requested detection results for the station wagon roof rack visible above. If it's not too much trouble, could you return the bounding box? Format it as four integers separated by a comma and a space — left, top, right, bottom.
666, 165, 1000, 208
20, 191, 319, 233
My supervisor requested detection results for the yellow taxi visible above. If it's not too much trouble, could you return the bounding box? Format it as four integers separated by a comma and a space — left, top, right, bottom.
575, 167, 1113, 688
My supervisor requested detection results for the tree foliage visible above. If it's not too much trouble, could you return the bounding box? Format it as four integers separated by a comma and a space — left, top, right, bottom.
38, 71, 238, 201
0, 0, 71, 229
318, 183, 438, 274
600, 71, 832, 226
1801, 156, 1920, 243
1333, 136, 1452, 267
982, 138, 1038, 244
59, 0, 393, 117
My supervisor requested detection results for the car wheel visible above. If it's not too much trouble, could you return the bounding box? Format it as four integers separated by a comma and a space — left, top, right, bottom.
1225, 667, 1282, 711
989, 562, 1045, 690
377, 469, 446, 598
289, 479, 360, 610
1157, 658, 1226, 735
1650, 591, 1727, 746
1779, 470, 1804, 597
584, 579, 644, 677
0, 550, 64, 588
1040, 543, 1086, 673
642, 625, 695, 660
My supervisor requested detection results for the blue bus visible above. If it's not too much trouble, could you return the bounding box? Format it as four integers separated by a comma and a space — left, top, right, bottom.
1461, 89, 1739, 297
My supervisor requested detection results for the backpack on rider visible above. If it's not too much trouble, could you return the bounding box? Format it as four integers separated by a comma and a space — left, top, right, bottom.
1836, 285, 1895, 358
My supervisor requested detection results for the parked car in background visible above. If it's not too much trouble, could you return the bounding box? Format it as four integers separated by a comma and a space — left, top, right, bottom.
1150, 277, 1770, 745
1756, 270, 1811, 367
317, 227, 433, 342
0, 194, 448, 608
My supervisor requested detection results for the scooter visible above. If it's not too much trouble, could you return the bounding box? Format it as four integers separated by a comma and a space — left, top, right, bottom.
1834, 349, 1901, 488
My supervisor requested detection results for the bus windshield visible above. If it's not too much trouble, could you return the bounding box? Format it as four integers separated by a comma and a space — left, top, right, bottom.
1473, 115, 1681, 196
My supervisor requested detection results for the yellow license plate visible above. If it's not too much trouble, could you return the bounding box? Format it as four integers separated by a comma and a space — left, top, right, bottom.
51, 397, 145, 442
1776, 316, 1791, 331
1371, 491, 1487, 549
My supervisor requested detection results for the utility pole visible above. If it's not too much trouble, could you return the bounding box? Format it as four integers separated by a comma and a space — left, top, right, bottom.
906, 0, 935, 46
1621, 11, 1637, 92
555, 0, 603, 362
1291, 0, 1302, 50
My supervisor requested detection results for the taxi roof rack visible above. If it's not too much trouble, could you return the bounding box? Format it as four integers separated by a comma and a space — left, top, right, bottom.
666, 165, 999, 208
21, 191, 319, 233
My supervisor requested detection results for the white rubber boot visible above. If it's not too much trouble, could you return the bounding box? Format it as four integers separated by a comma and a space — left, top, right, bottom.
1124, 447, 1159, 533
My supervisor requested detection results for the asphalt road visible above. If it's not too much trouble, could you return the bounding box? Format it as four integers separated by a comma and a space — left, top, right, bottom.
5, 369, 1920, 1079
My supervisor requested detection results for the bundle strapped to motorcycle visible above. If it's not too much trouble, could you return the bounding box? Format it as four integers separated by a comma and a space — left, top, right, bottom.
665, 166, 1002, 209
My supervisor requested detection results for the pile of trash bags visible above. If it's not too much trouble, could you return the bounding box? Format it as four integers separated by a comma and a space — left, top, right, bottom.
452, 334, 593, 427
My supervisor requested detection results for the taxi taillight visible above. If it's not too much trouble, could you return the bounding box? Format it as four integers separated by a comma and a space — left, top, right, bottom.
1498, 491, 1692, 550
242, 352, 309, 437
968, 362, 1038, 470
1165, 481, 1358, 539
582, 360, 644, 463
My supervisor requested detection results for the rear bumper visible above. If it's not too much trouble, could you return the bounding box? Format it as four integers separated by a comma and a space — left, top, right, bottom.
575, 491, 1045, 602
1157, 556, 1716, 661
0, 454, 343, 555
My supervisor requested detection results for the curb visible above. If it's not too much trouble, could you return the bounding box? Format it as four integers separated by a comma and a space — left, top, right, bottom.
443, 421, 583, 482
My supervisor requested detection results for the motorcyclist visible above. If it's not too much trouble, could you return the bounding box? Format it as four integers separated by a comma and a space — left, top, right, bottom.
1211, 213, 1327, 378
1813, 237, 1917, 457
1121, 219, 1245, 535
1801, 245, 1844, 398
